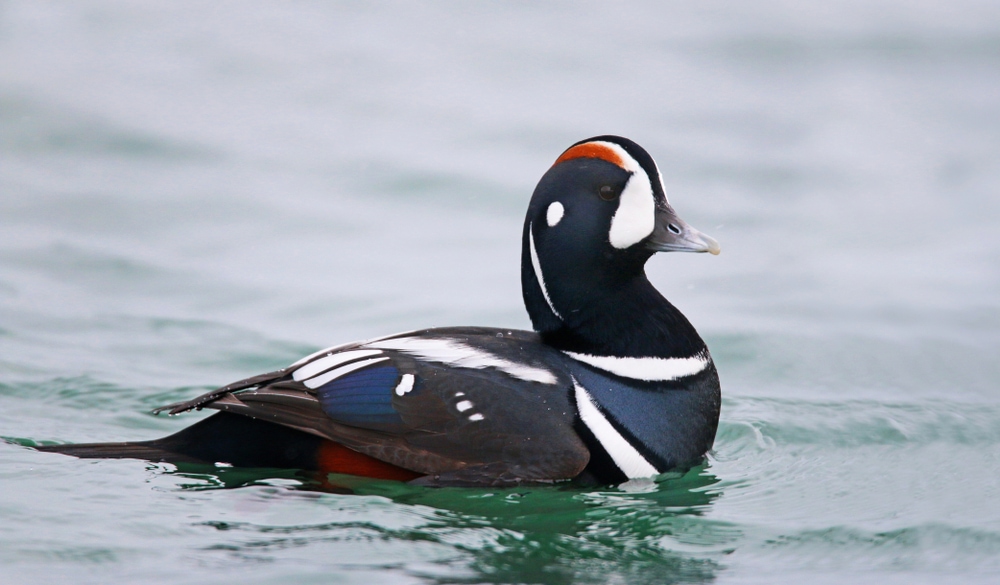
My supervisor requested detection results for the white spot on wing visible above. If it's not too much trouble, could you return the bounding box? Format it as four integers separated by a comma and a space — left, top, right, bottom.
394, 373, 415, 396
573, 378, 659, 479
546, 201, 564, 227
468, 413, 485, 422
292, 349, 384, 381
564, 350, 709, 381
529, 223, 562, 320
455, 400, 474, 412
303, 356, 390, 389
366, 336, 558, 385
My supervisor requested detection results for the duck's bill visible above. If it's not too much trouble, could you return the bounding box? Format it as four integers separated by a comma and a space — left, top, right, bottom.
645, 205, 721, 255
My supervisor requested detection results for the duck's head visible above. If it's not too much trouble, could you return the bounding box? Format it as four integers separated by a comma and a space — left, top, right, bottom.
522, 135, 720, 332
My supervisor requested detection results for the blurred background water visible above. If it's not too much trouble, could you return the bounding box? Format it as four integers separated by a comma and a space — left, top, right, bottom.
2, 1, 999, 583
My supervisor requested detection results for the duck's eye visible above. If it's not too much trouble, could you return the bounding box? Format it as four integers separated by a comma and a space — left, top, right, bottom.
599, 185, 618, 201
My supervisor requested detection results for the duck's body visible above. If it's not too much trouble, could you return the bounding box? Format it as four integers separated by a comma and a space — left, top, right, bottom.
36, 136, 722, 486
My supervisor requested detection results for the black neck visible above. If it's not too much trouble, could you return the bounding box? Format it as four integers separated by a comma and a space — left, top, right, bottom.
528, 272, 707, 359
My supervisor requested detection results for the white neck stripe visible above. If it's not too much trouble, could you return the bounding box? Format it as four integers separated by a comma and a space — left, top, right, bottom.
564, 351, 709, 381
529, 223, 562, 320
573, 379, 659, 479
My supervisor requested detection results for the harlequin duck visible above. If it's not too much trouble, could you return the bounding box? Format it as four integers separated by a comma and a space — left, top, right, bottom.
36, 136, 722, 486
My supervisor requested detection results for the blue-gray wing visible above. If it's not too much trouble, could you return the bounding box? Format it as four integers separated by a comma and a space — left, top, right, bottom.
157, 327, 590, 483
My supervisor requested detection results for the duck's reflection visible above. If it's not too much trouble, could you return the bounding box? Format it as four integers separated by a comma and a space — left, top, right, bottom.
162, 461, 730, 584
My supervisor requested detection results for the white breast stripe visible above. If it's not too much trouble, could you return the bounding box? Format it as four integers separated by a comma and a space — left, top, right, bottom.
564, 350, 709, 381
366, 336, 558, 385
573, 379, 659, 479
302, 357, 390, 389
292, 349, 384, 381
529, 223, 563, 320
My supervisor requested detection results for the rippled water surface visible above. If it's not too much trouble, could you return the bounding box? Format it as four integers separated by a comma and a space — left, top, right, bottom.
2, 2, 999, 583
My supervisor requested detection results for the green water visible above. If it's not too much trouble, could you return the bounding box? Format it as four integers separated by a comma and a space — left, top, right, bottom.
2, 1, 999, 583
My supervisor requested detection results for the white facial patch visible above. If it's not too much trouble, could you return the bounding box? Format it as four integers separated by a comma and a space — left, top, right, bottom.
546, 201, 564, 227
366, 335, 558, 385
529, 224, 563, 320
573, 378, 659, 479
609, 173, 656, 249
563, 350, 709, 381
584, 140, 657, 250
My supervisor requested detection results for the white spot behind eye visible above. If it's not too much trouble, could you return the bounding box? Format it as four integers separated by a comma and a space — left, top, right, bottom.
546, 201, 564, 227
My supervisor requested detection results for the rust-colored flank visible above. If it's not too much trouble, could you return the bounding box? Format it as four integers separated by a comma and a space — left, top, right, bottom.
552, 142, 625, 169
315, 440, 423, 481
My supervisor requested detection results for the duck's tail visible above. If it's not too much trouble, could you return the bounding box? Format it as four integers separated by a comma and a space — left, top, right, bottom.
34, 440, 201, 462
31, 412, 422, 481
33, 412, 326, 468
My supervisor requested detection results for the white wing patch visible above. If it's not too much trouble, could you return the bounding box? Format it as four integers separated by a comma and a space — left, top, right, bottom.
366, 336, 558, 385
292, 349, 384, 382
563, 350, 709, 381
529, 223, 563, 320
302, 356, 390, 390
394, 373, 415, 396
573, 379, 659, 479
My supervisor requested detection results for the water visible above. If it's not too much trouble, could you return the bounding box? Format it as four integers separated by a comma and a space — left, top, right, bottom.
2, 1, 999, 583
